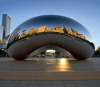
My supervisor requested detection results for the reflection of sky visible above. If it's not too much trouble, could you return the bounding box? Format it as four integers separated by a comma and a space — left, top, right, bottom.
13, 15, 93, 42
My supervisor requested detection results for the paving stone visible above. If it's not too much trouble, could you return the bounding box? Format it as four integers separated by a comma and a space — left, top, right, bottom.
52, 81, 63, 85
39, 84, 52, 87
40, 81, 52, 84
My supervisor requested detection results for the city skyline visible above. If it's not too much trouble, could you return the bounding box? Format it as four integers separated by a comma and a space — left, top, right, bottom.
0, 0, 100, 49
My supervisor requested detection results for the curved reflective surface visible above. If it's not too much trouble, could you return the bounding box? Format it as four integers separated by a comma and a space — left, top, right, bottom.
7, 15, 95, 60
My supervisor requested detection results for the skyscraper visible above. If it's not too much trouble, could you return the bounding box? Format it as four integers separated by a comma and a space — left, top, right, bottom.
2, 14, 11, 39
0, 25, 3, 40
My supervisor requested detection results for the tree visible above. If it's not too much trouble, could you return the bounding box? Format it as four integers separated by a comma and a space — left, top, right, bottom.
55, 51, 60, 54
95, 46, 100, 56
0, 49, 6, 56
40, 51, 46, 55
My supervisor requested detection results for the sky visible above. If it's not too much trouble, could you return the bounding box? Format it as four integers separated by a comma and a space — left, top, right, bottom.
0, 0, 100, 50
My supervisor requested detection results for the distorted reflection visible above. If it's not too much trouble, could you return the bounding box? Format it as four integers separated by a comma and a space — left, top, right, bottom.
58, 58, 70, 71
8, 25, 94, 49
61, 58, 66, 68
10, 25, 87, 41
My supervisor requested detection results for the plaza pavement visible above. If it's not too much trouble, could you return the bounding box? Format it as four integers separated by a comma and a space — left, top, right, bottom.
0, 80, 100, 87
0, 57, 100, 71
0, 57, 100, 87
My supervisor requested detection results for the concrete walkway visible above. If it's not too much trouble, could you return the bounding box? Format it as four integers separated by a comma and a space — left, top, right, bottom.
0, 57, 100, 87
0, 57, 100, 71
0, 80, 100, 87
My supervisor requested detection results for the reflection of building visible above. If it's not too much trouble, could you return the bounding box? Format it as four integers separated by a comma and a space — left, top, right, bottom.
78, 34, 85, 39
24, 25, 87, 40
34, 30, 38, 34
71, 29, 79, 35
63, 25, 72, 34
9, 29, 20, 43
37, 26, 46, 33
55, 26, 64, 33
71, 29, 78, 36
19, 30, 26, 39
27, 27, 35, 35
2, 14, 11, 39
7, 25, 87, 44
14, 33, 20, 40
0, 25, 3, 40
63, 25, 86, 40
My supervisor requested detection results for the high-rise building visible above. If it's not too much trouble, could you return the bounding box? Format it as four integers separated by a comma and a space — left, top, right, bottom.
0, 25, 3, 40
2, 14, 11, 39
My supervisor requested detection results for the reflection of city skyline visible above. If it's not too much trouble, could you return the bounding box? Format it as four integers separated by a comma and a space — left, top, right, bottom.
9, 25, 94, 50
13, 25, 86, 41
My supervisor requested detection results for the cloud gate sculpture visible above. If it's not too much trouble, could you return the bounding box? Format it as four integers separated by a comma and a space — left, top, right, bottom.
7, 15, 95, 60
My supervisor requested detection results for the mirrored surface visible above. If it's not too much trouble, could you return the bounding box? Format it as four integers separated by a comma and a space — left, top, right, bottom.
8, 15, 94, 44
7, 15, 95, 60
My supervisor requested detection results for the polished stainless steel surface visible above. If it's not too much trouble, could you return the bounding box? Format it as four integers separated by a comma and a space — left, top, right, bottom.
7, 15, 95, 60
